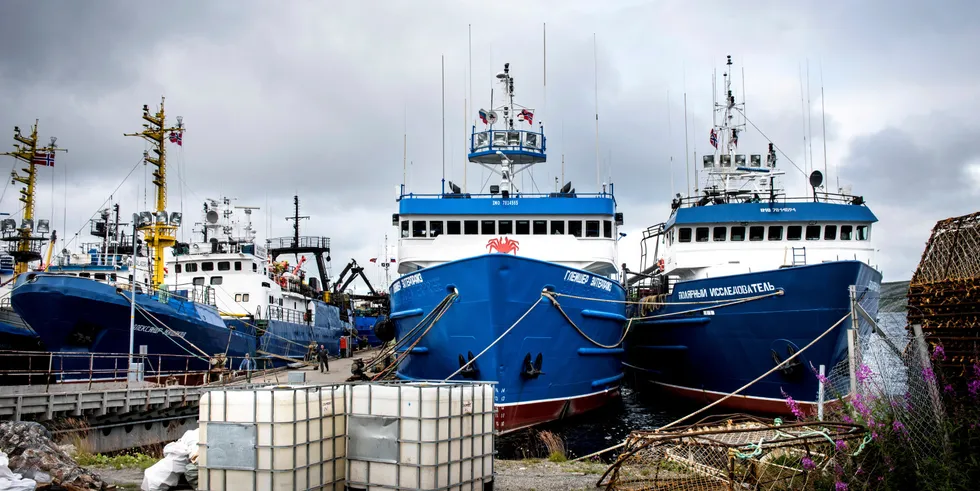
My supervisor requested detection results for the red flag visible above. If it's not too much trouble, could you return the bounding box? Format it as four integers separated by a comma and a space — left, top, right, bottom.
390, 258, 396, 263
369, 258, 377, 263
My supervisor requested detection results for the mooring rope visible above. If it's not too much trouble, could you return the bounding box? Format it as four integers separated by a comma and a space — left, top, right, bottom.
573, 311, 852, 465
542, 291, 634, 349
362, 289, 458, 373
372, 290, 459, 381
443, 292, 545, 381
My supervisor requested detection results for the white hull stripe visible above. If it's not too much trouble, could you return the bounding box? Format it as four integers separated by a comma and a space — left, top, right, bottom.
495, 386, 619, 407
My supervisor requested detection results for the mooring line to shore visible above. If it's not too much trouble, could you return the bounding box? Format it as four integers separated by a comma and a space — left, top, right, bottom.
570, 310, 851, 465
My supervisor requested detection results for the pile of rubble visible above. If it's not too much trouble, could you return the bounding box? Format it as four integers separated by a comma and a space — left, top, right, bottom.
0, 421, 106, 490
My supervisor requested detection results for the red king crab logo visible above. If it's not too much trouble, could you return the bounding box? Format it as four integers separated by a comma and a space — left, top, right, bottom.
486, 237, 520, 255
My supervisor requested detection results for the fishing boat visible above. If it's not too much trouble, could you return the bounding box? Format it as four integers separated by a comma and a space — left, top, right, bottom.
10, 99, 351, 382
197, 195, 351, 363
388, 63, 627, 433
623, 56, 881, 414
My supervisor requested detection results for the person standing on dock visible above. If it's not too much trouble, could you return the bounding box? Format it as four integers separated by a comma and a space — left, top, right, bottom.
238, 353, 255, 383
340, 335, 348, 359
318, 344, 329, 373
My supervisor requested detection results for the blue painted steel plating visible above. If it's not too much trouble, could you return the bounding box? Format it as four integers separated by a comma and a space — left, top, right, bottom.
666, 201, 878, 228
625, 260, 881, 407
389, 253, 626, 430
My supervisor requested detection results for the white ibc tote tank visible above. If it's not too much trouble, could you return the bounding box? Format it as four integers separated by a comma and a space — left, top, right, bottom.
197, 384, 347, 491
346, 381, 495, 491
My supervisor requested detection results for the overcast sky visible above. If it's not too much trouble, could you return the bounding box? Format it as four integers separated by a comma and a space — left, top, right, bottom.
1, 0, 977, 288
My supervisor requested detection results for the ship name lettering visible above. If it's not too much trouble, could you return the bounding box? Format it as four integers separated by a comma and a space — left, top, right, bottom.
563, 270, 590, 284
678, 288, 708, 300
590, 276, 613, 292
400, 273, 424, 289
760, 207, 797, 213
867, 281, 880, 292
707, 281, 776, 298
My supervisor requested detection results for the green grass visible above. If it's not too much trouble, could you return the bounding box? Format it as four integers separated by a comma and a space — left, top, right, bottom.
547, 451, 567, 463
74, 451, 158, 470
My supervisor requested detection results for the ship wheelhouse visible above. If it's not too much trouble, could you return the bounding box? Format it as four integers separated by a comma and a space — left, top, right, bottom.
394, 191, 623, 277
659, 200, 878, 283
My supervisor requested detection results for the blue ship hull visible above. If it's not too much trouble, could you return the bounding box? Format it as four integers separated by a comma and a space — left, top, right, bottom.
354, 315, 383, 347
624, 260, 881, 413
11, 274, 344, 382
390, 254, 626, 433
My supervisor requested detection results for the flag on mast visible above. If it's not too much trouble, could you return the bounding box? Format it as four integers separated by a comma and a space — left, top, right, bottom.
31, 152, 55, 166
709, 129, 719, 149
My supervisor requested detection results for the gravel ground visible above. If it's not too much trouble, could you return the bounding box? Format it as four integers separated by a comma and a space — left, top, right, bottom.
89, 459, 610, 491
494, 459, 609, 491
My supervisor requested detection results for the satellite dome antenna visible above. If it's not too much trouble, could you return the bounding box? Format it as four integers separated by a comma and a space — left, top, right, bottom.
809, 170, 824, 202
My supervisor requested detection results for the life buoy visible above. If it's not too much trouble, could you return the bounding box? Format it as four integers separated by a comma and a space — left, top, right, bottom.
657, 258, 665, 272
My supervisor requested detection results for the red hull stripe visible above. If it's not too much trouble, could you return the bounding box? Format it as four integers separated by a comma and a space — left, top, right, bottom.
495, 387, 621, 433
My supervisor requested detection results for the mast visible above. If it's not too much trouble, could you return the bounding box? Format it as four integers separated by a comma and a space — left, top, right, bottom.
1, 121, 62, 274
124, 97, 184, 291
285, 195, 309, 249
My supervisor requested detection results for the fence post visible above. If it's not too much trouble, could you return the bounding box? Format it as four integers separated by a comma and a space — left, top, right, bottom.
847, 286, 859, 397
818, 364, 826, 421
88, 354, 94, 390
45, 353, 53, 393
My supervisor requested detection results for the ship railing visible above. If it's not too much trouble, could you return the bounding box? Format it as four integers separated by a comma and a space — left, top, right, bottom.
266, 304, 312, 325
674, 190, 867, 209
0, 349, 266, 390
397, 190, 614, 200
469, 128, 546, 155
266, 236, 331, 251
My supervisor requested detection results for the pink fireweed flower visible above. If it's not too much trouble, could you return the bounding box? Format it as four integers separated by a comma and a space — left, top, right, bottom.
932, 344, 946, 361
969, 379, 980, 397
893, 420, 907, 434
856, 364, 873, 384
835, 439, 847, 452
835, 481, 849, 491
781, 389, 805, 419
944, 384, 955, 395
922, 366, 936, 383
802, 456, 816, 471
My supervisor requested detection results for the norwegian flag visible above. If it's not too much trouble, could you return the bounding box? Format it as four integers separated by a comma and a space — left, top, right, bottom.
31, 152, 55, 167
519, 109, 534, 125
709, 129, 719, 149
168, 131, 183, 146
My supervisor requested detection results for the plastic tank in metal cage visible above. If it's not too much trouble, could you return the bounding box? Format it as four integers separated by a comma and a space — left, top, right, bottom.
197, 384, 347, 491
345, 381, 495, 491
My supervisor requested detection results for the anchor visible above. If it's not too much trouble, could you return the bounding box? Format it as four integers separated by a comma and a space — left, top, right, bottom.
458, 351, 478, 379
521, 352, 544, 379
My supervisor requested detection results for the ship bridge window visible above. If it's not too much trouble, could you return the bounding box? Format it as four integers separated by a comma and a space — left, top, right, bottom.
193, 277, 204, 286
532, 220, 546, 234
499, 220, 512, 234
412, 221, 427, 238
516, 220, 530, 235
569, 220, 583, 237
551, 220, 565, 235
481, 220, 496, 234
840, 225, 853, 240
95, 273, 106, 281
857, 225, 870, 240
824, 225, 838, 240
586, 220, 600, 237
175, 264, 182, 274
678, 227, 692, 242
429, 221, 443, 237
447, 220, 461, 235
731, 226, 745, 241
695, 227, 709, 242
254, 263, 258, 272
202, 262, 214, 271
185, 263, 198, 273
464, 220, 478, 234
211, 276, 223, 285
713, 226, 726, 241
806, 225, 821, 240
787, 226, 803, 241
768, 226, 783, 241
401, 220, 409, 238
79, 272, 90, 278
235, 261, 242, 271
749, 226, 764, 241
218, 261, 230, 271
604, 220, 612, 238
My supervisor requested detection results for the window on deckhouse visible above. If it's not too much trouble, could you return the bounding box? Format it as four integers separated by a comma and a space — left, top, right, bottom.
401, 220, 409, 238
695, 227, 709, 242
481, 220, 495, 235
551, 221, 565, 235
429, 221, 443, 237
464, 220, 478, 234
603, 220, 612, 238
516, 220, 530, 235
730, 226, 745, 241
713, 227, 726, 241
749, 226, 764, 241
840, 225, 853, 240
499, 220, 513, 234
533, 220, 547, 235
678, 228, 692, 242
768, 226, 783, 241
585, 221, 600, 237
824, 225, 837, 240
857, 225, 870, 240
412, 221, 427, 237
806, 225, 821, 240
447, 220, 461, 235
569, 221, 583, 237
